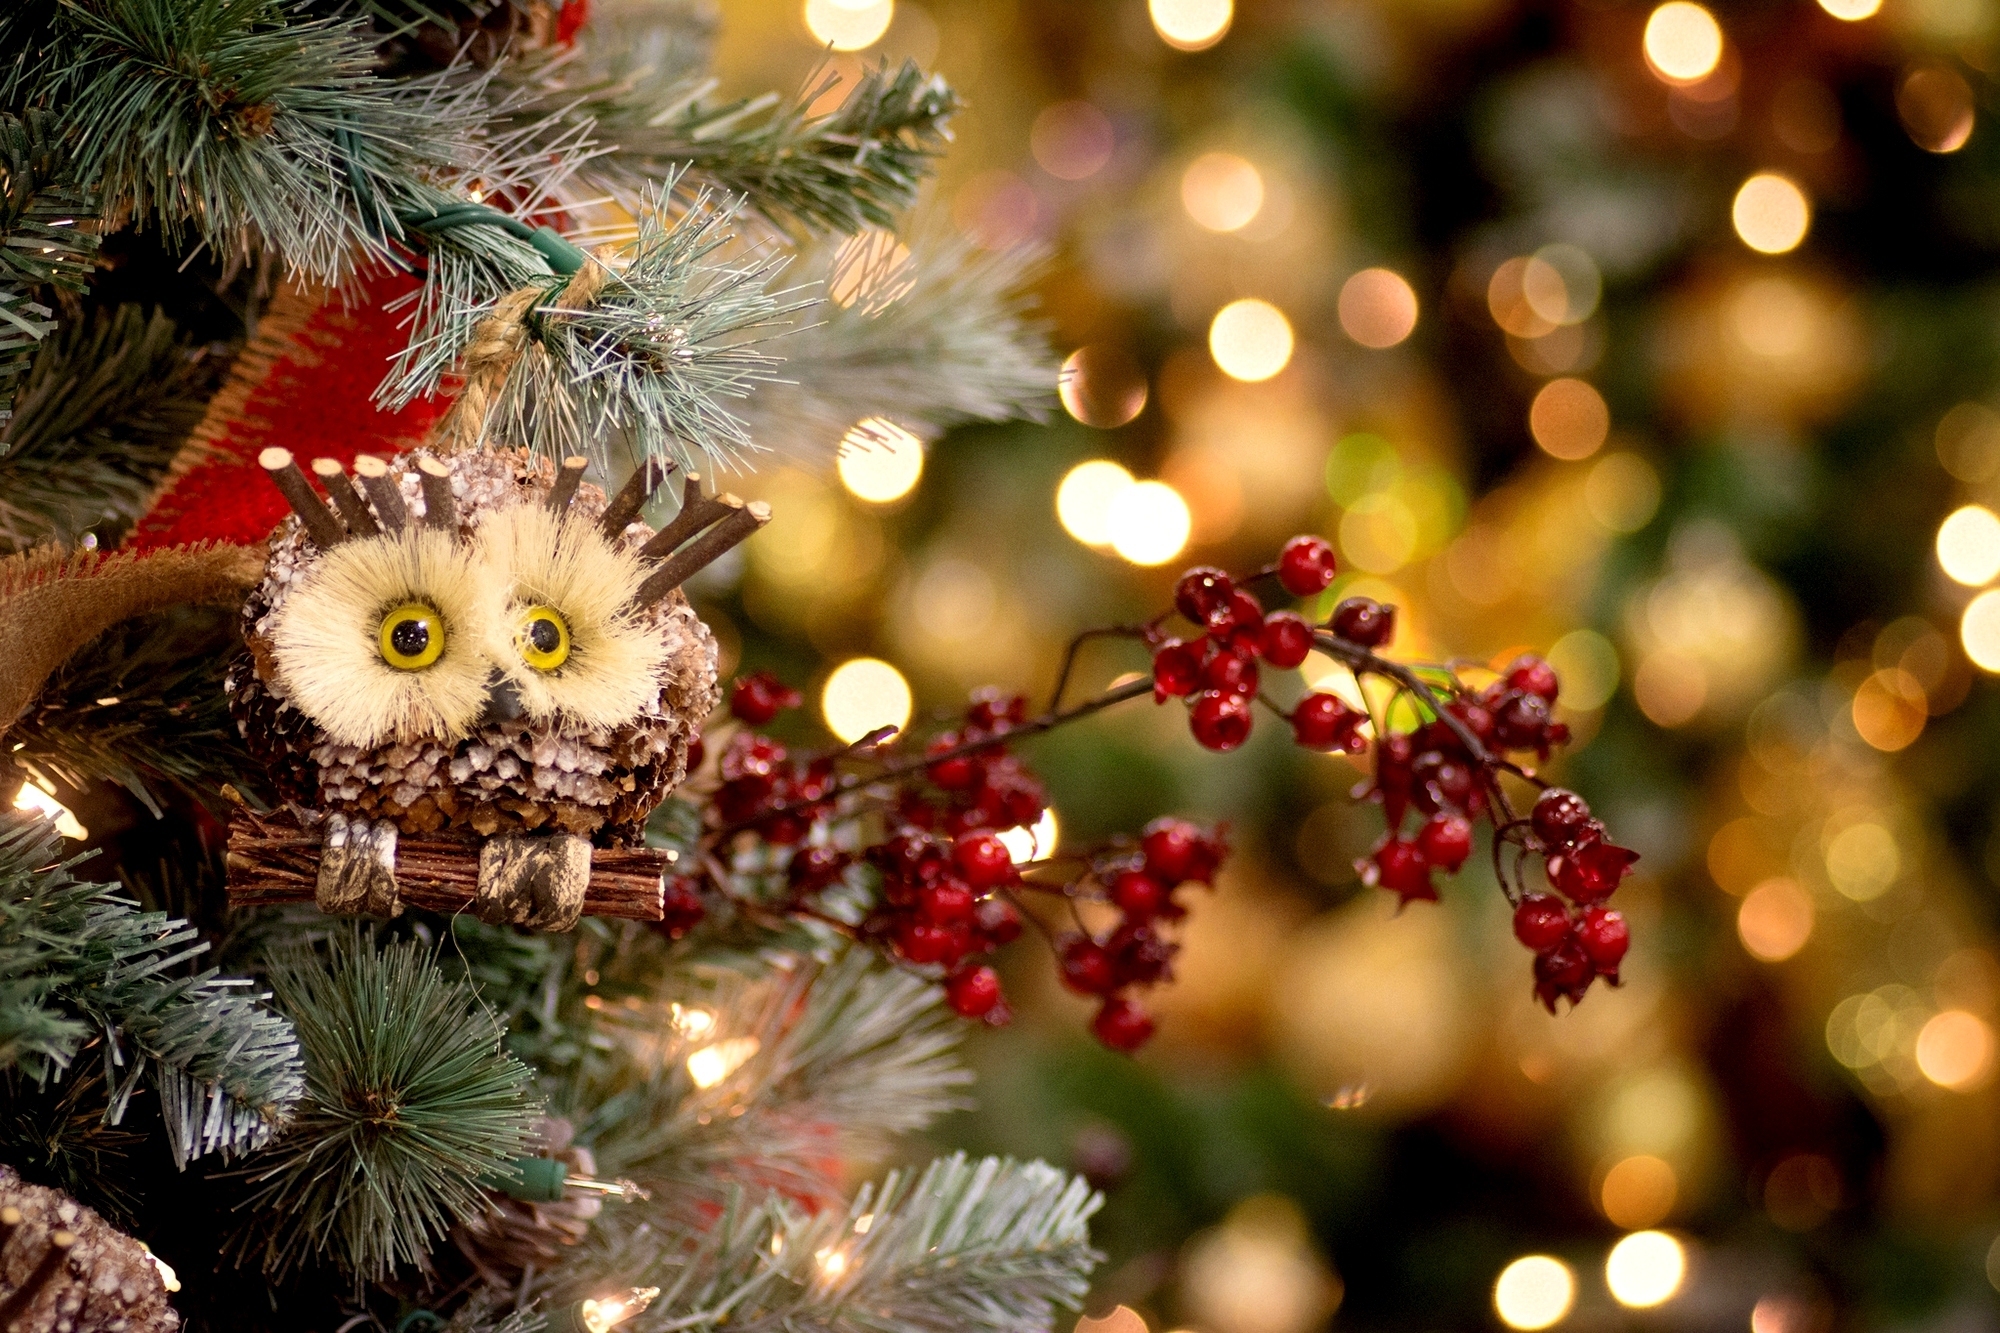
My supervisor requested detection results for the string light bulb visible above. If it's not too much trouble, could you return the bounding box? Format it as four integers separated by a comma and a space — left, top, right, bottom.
578, 1288, 660, 1333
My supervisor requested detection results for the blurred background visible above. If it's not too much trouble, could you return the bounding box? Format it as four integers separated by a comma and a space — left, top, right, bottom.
686, 0, 2000, 1327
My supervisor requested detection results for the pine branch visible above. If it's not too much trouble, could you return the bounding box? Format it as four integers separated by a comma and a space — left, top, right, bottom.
0, 810, 304, 1166
580, 946, 972, 1211
496, 56, 958, 236
237, 930, 541, 1281
0, 109, 101, 424
0, 1066, 148, 1225
0, 305, 215, 552
562, 1155, 1101, 1333
403, 188, 800, 471
737, 233, 1055, 455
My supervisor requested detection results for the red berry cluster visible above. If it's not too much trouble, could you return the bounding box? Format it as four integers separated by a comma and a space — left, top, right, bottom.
1357, 652, 1569, 908
1510, 787, 1636, 1011
1055, 818, 1227, 1051
912, 691, 1050, 837
713, 729, 836, 845
1151, 536, 1341, 752
849, 827, 1026, 1023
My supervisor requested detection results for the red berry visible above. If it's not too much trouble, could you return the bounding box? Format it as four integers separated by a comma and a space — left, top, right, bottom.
1259, 612, 1314, 668
926, 733, 978, 790
1107, 922, 1175, 986
1550, 839, 1639, 904
1142, 819, 1201, 882
789, 844, 849, 892
1277, 535, 1338, 597
1576, 905, 1629, 974
1174, 567, 1235, 626
1530, 788, 1590, 847
1188, 690, 1253, 751
966, 689, 1029, 733
1418, 813, 1474, 871
1492, 691, 1553, 750
555, 0, 590, 44
1292, 692, 1362, 751
921, 881, 975, 924
1059, 935, 1118, 994
1373, 731, 1415, 829
1506, 654, 1560, 703
1512, 893, 1571, 951
953, 831, 1018, 887
1200, 649, 1260, 698
1331, 597, 1396, 648
1092, 996, 1156, 1052
899, 922, 955, 965
974, 896, 1023, 944
730, 671, 802, 725
945, 964, 1003, 1017
1533, 937, 1595, 1011
1152, 638, 1206, 700
658, 874, 706, 940
1362, 836, 1436, 903
1112, 870, 1166, 919
1410, 751, 1474, 814
1212, 589, 1266, 649
684, 734, 705, 772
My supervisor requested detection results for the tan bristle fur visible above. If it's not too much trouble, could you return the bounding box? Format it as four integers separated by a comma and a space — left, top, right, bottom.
269, 529, 500, 747
476, 501, 669, 729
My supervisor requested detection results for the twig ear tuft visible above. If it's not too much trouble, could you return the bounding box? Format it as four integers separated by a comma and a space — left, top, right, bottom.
259, 447, 345, 548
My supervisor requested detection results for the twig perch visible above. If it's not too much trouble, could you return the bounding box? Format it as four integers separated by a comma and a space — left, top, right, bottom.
224, 807, 671, 921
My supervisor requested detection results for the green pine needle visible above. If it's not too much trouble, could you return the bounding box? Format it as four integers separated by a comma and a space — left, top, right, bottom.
0, 810, 303, 1166
238, 930, 541, 1281
0, 109, 101, 424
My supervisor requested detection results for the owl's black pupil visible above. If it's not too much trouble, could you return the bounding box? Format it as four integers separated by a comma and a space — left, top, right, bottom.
390, 618, 431, 658
528, 616, 562, 654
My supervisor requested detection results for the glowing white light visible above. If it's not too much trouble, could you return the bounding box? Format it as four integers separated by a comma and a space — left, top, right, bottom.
686, 1037, 761, 1089
1056, 460, 1136, 547
669, 1003, 716, 1039
13, 780, 85, 840
579, 1287, 661, 1333
1494, 1255, 1575, 1330
1962, 590, 2000, 671
1150, 0, 1232, 49
1643, 2, 1723, 83
1106, 480, 1193, 566
837, 420, 925, 503
1732, 173, 1812, 255
821, 658, 914, 744
804, 0, 893, 49
1937, 504, 2000, 585
1605, 1231, 1686, 1308
996, 808, 1059, 864
1209, 298, 1294, 382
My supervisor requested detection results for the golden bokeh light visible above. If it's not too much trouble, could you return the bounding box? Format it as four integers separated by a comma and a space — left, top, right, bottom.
1634, 652, 1706, 727
1606, 1232, 1686, 1308
13, 780, 86, 841
836, 419, 925, 504
1179, 1196, 1343, 1333
996, 808, 1059, 865
1488, 257, 1556, 339
1817, 0, 1882, 18
1643, 2, 1724, 84
1209, 299, 1295, 382
1493, 1256, 1575, 1330
1898, 65, 1975, 154
1825, 821, 1898, 901
1936, 504, 2000, 585
1523, 244, 1602, 326
1150, 0, 1233, 50
1915, 1009, 1994, 1089
1937, 403, 2000, 482
1600, 1155, 1678, 1230
1961, 589, 2000, 672
1737, 877, 1814, 962
1585, 453, 1661, 533
1851, 668, 1926, 751
1182, 152, 1265, 232
1108, 480, 1193, 566
953, 170, 1039, 250
803, 0, 893, 51
1529, 378, 1611, 460
1337, 268, 1419, 348
1732, 173, 1811, 254
1075, 1306, 1148, 1333
686, 1036, 760, 1089
1339, 494, 1419, 574
1031, 101, 1116, 181
821, 658, 913, 744
1060, 345, 1150, 428
1056, 460, 1136, 547
1546, 629, 1621, 710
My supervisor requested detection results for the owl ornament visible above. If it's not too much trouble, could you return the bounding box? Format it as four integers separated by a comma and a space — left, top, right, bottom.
223, 446, 766, 932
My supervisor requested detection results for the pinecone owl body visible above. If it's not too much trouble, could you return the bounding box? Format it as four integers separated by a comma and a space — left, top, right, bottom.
225, 446, 759, 929
229, 448, 716, 847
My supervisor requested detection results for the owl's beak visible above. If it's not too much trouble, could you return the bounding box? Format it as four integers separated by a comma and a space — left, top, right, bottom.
481, 670, 526, 727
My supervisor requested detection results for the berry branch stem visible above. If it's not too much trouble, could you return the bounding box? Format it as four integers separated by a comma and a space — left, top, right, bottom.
1310, 631, 1493, 771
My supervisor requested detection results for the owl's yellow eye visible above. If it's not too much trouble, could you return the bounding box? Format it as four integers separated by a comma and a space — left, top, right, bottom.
516, 604, 571, 671
378, 602, 445, 671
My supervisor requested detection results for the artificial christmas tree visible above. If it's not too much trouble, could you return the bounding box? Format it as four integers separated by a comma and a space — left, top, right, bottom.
0, 3, 1619, 1329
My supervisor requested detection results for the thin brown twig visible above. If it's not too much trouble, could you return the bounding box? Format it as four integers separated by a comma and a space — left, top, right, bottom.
1048, 625, 1151, 712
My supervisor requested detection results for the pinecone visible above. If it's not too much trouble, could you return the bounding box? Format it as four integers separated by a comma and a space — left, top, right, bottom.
449, 1117, 603, 1287
0, 1165, 177, 1333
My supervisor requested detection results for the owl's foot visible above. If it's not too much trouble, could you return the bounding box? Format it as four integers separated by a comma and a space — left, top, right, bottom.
475, 832, 591, 932
316, 813, 402, 917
